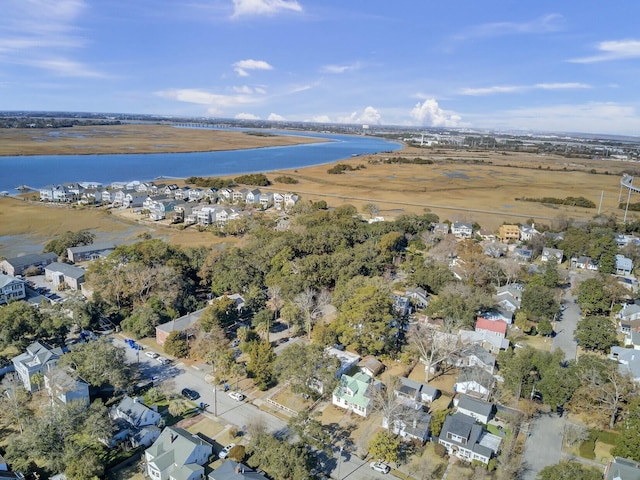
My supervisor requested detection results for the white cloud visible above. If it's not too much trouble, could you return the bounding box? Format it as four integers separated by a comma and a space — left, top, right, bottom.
156, 88, 256, 109
235, 112, 260, 120
321, 62, 361, 74
472, 102, 640, 135
22, 57, 106, 78
410, 99, 461, 127
232, 85, 254, 94
569, 39, 640, 63
453, 14, 563, 42
337, 106, 382, 125
233, 59, 273, 77
232, 0, 302, 18
309, 115, 331, 123
460, 82, 590, 96
268, 113, 286, 121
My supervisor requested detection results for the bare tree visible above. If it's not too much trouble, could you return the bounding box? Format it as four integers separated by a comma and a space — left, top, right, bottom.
267, 284, 284, 321
371, 377, 412, 432
408, 322, 460, 383
293, 288, 331, 340
0, 373, 31, 434
564, 421, 589, 447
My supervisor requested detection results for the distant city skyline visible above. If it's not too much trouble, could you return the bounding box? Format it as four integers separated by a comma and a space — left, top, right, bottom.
2, 0, 640, 135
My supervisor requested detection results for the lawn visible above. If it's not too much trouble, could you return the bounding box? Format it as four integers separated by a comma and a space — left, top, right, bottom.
271, 385, 314, 413
578, 429, 619, 461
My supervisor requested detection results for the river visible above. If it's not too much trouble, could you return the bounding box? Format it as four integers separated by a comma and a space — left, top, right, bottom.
0, 130, 402, 194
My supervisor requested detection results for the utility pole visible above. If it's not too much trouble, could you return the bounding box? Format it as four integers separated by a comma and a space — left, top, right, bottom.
213, 385, 217, 416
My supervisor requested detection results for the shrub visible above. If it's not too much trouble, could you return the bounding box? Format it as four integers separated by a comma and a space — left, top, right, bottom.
434, 443, 447, 457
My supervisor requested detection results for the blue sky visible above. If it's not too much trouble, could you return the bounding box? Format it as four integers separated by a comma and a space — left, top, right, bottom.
2, 0, 640, 135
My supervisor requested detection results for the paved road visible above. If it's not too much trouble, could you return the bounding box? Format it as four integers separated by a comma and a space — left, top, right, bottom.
551, 272, 581, 362
521, 414, 565, 480
112, 335, 388, 480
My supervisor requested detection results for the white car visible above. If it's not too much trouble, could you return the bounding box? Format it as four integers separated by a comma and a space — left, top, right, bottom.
145, 351, 159, 359
156, 356, 169, 364
370, 462, 390, 474
228, 391, 245, 401
219, 443, 236, 459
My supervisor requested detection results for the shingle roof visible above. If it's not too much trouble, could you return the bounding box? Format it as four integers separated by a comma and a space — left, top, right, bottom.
458, 394, 493, 418
3, 252, 57, 269
45, 262, 85, 280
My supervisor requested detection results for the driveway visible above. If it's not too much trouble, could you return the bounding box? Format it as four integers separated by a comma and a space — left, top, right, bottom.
521, 414, 565, 480
551, 273, 581, 362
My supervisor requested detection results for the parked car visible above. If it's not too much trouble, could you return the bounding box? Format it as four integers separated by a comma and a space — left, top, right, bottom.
156, 356, 169, 365
181, 388, 200, 401
219, 443, 236, 459
370, 462, 390, 474
228, 391, 245, 401
145, 351, 159, 359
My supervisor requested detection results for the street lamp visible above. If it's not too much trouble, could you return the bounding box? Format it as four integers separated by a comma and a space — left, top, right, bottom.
337, 446, 343, 480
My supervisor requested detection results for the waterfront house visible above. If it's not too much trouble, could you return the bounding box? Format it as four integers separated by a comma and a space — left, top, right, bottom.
498, 224, 520, 243
245, 188, 262, 204
67, 243, 115, 263
433, 222, 449, 236
0, 252, 58, 277
45, 262, 85, 290
0, 274, 26, 304
519, 223, 539, 241
451, 222, 473, 239
145, 426, 213, 480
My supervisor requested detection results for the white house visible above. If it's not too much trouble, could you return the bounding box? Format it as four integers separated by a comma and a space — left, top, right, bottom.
12, 341, 64, 392
44, 368, 90, 407
438, 413, 500, 465
451, 222, 473, 239
111, 396, 161, 428
332, 372, 381, 417
455, 394, 494, 424
145, 426, 213, 480
0, 274, 26, 304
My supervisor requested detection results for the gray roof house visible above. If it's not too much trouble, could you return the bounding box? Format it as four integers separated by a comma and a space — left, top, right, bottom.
44, 368, 90, 407
66, 243, 115, 263
454, 366, 494, 400
395, 377, 440, 408
145, 426, 213, 480
494, 284, 522, 312
449, 344, 496, 375
209, 461, 269, 480
0, 274, 26, 304
0, 252, 58, 277
541, 248, 563, 264
456, 394, 494, 424
438, 413, 501, 465
405, 287, 430, 309
383, 406, 432, 444
44, 262, 85, 290
111, 396, 161, 428
604, 457, 640, 480
12, 341, 64, 392
155, 308, 206, 345
616, 254, 634, 276
610, 347, 640, 382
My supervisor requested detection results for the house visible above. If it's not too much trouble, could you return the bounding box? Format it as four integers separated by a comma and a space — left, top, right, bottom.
438, 413, 501, 465
477, 229, 495, 241
494, 284, 523, 312
604, 457, 640, 480
616, 255, 634, 276
174, 186, 191, 200
218, 187, 233, 202
519, 223, 539, 241
610, 347, 640, 382
483, 241, 507, 258
433, 222, 449, 236
393, 295, 411, 316
12, 341, 63, 392
455, 394, 494, 424
395, 377, 440, 409
209, 460, 269, 480
156, 308, 206, 345
45, 262, 85, 290
0, 252, 58, 276
383, 407, 432, 444
232, 188, 248, 203
619, 304, 640, 333
148, 199, 178, 221
512, 247, 533, 262
79, 188, 103, 205
39, 184, 70, 202
123, 194, 147, 209
273, 192, 285, 210
451, 222, 473, 239
245, 189, 262, 204
498, 224, 520, 243
624, 331, 640, 349
67, 243, 115, 263
131, 426, 162, 448
259, 192, 274, 208
187, 188, 204, 202
326, 347, 361, 378
449, 344, 496, 375
44, 368, 90, 407
573, 255, 598, 271
459, 328, 509, 354
332, 372, 381, 417
479, 308, 513, 325
145, 426, 213, 480
111, 396, 161, 428
405, 287, 430, 309
358, 356, 385, 377
475, 318, 507, 340
0, 274, 26, 304
541, 248, 563, 264
216, 293, 245, 312
454, 366, 494, 399
283, 193, 300, 209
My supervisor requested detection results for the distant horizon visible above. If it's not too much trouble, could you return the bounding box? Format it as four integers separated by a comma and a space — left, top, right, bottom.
2, 2, 640, 136
2, 110, 640, 143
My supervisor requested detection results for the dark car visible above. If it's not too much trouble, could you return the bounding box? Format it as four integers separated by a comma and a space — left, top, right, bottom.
181, 388, 200, 400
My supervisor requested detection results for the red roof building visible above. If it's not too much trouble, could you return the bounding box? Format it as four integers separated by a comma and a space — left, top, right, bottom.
475, 318, 507, 338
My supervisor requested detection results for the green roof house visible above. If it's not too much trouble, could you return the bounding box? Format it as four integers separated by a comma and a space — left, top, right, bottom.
332, 372, 381, 417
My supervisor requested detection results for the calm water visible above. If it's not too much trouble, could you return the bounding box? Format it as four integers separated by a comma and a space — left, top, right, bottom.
0, 130, 401, 194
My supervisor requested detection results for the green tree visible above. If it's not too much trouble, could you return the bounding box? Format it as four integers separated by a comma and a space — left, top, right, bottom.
163, 331, 189, 358
252, 308, 274, 340
199, 296, 239, 331
430, 409, 450, 438
409, 260, 455, 295
247, 432, 315, 480
288, 411, 331, 453
334, 285, 396, 355
574, 316, 618, 353
168, 398, 191, 416
246, 340, 276, 390
576, 278, 611, 315
368, 430, 402, 464
537, 461, 601, 480
44, 230, 95, 258
274, 343, 339, 396
612, 399, 640, 461
521, 284, 559, 322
